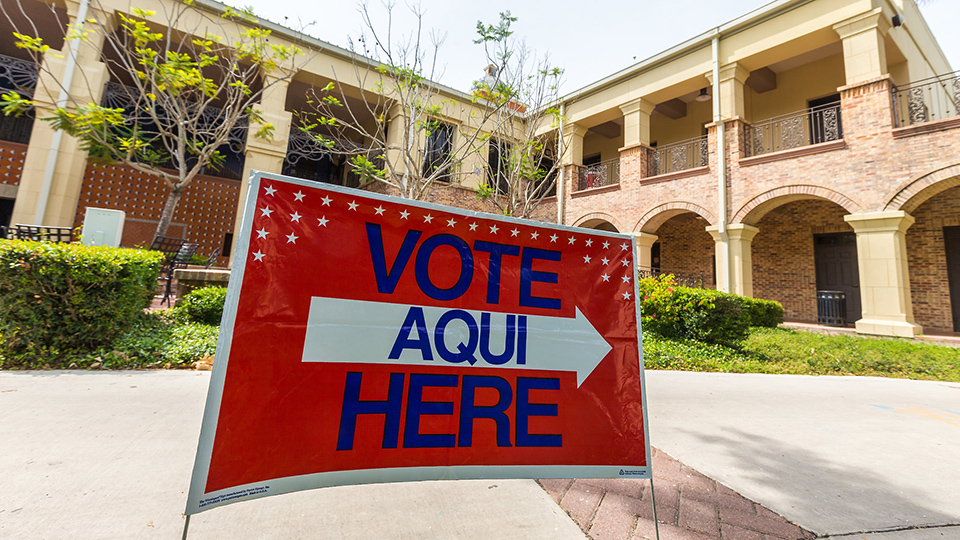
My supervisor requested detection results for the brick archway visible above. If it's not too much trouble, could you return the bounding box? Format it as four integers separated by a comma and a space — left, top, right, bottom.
572, 212, 626, 233
635, 201, 716, 233
882, 164, 960, 214
733, 185, 862, 225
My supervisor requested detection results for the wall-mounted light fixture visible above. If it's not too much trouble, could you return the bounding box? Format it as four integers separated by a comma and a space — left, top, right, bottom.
892, 14, 904, 27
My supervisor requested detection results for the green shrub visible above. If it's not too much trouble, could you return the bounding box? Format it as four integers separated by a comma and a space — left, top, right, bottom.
638, 275, 749, 346
742, 297, 784, 328
175, 286, 227, 325
0, 240, 163, 366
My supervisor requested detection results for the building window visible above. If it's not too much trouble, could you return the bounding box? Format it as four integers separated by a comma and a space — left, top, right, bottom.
422, 122, 454, 181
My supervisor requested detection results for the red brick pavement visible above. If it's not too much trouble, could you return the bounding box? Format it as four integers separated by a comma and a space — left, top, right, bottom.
539, 447, 816, 540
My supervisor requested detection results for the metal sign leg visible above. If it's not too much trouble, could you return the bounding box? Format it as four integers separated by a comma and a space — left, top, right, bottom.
649, 477, 661, 540
181, 514, 191, 540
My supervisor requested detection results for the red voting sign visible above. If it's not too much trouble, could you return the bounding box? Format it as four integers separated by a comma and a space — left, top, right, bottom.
185, 172, 651, 515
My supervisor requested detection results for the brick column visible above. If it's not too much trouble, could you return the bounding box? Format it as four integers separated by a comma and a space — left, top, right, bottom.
843, 211, 922, 337
618, 143, 649, 184
11, 1, 113, 226
707, 224, 758, 297
839, 76, 895, 142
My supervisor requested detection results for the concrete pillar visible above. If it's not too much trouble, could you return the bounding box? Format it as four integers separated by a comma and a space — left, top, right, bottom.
834, 9, 890, 85
843, 211, 922, 337
632, 232, 659, 273
706, 223, 757, 296
11, 1, 112, 226
706, 63, 749, 120
230, 75, 292, 265
619, 98, 655, 148
561, 124, 588, 166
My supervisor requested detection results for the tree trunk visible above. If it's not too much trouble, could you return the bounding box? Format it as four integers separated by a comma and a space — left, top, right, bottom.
154, 187, 184, 242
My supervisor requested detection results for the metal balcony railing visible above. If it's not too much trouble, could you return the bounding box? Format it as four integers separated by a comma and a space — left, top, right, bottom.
746, 104, 842, 156
892, 70, 960, 128
577, 158, 620, 191
637, 268, 706, 289
647, 135, 708, 177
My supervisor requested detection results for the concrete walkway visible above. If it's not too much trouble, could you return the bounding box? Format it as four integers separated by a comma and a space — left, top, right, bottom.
644, 371, 960, 538
0, 371, 584, 540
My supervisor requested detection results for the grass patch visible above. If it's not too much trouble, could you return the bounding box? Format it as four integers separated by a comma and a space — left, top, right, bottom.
643, 327, 960, 382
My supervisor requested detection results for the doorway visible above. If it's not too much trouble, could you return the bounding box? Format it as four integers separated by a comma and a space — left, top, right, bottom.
814, 233, 861, 324
945, 226, 960, 332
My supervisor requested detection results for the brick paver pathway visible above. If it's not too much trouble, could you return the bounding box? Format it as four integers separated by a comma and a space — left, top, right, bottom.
539, 447, 816, 540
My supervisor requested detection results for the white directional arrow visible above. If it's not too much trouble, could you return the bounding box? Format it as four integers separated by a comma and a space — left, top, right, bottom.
301, 297, 612, 387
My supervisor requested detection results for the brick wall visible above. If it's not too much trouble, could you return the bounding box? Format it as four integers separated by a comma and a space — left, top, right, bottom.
752, 200, 853, 322
74, 163, 240, 264
656, 213, 715, 287
907, 185, 960, 332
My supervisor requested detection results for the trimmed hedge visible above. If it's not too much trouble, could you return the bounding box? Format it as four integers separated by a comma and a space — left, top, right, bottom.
637, 275, 784, 346
175, 286, 227, 326
0, 240, 164, 366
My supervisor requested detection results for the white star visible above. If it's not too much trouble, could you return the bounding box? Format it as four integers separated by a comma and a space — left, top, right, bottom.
585, 239, 593, 247
400, 210, 410, 220
321, 196, 332, 206
568, 236, 576, 244
511, 228, 520, 237
622, 291, 632, 300
621, 258, 631, 267
603, 241, 611, 249
256, 228, 269, 239
490, 224, 499, 234
317, 216, 328, 227
293, 190, 305, 202
253, 250, 265, 261
469, 222, 478, 231
286, 232, 298, 244
549, 234, 558, 242
348, 201, 359, 211
264, 185, 277, 196
601, 274, 610, 282
290, 211, 302, 222
424, 214, 434, 223
260, 206, 273, 217
447, 218, 457, 227
621, 243, 629, 251
622, 275, 631, 284
531, 231, 539, 240
375, 205, 386, 215
583, 254, 592, 263
601, 257, 610, 265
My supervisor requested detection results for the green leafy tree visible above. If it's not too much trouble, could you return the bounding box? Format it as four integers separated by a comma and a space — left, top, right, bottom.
297, 5, 567, 216
0, 0, 304, 240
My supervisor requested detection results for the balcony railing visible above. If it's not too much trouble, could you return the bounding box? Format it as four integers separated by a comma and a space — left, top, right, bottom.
577, 158, 620, 191
647, 135, 708, 177
0, 53, 39, 145
637, 268, 706, 289
746, 104, 842, 156
892, 71, 960, 128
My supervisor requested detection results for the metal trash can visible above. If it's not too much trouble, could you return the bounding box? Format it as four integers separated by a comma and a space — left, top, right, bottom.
816, 290, 847, 326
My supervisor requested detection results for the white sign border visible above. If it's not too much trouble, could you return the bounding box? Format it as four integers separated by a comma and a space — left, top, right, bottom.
185, 170, 653, 515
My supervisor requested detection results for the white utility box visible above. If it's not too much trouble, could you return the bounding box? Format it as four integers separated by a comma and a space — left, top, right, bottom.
82, 207, 125, 247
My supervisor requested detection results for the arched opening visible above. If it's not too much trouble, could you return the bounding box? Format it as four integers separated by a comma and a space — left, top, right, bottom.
649, 212, 714, 287
751, 198, 855, 324
906, 184, 960, 333
578, 218, 619, 233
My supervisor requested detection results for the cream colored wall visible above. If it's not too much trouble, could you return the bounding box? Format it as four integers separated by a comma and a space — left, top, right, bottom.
881, 0, 952, 83
748, 54, 846, 122
650, 99, 713, 147
582, 131, 624, 163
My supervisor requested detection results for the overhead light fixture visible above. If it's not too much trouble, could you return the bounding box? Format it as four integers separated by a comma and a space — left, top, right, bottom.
695, 88, 711, 102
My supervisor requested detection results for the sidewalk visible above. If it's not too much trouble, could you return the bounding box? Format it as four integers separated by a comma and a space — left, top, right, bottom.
543, 447, 814, 540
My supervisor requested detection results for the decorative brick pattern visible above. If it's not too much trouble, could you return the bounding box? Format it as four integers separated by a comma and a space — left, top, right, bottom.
74, 163, 240, 263
541, 447, 815, 540
732, 185, 861, 225
906, 185, 960, 332
0, 140, 27, 187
